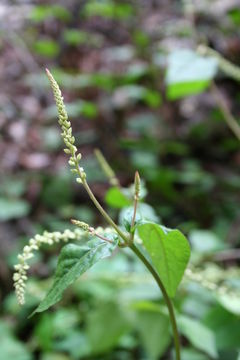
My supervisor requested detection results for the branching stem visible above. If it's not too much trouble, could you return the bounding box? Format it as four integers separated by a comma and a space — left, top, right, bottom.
80, 169, 181, 359
81, 177, 129, 244
211, 82, 240, 141
94, 232, 115, 244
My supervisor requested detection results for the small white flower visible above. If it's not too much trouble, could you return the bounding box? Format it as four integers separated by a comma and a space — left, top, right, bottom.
13, 228, 85, 305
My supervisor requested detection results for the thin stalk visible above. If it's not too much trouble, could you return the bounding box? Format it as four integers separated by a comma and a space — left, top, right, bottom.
81, 178, 129, 244
211, 82, 240, 141
94, 148, 120, 187
130, 171, 140, 242
130, 194, 138, 242
130, 243, 181, 360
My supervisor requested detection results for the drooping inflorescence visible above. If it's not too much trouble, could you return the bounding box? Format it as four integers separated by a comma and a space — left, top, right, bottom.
45, 69, 86, 183
13, 228, 85, 305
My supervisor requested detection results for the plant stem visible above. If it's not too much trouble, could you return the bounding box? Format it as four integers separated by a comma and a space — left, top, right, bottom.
197, 45, 240, 82
94, 148, 120, 187
130, 242, 181, 360
211, 82, 240, 141
81, 178, 129, 244
94, 232, 115, 244
130, 194, 138, 242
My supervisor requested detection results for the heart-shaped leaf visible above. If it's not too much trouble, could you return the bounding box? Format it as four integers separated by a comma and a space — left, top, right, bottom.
137, 223, 190, 297
32, 237, 118, 315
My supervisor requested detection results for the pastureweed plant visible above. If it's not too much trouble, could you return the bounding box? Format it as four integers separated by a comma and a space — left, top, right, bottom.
13, 69, 191, 360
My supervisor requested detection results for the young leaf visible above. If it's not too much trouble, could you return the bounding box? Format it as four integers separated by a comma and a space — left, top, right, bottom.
105, 187, 131, 208
119, 203, 159, 231
137, 223, 190, 297
32, 237, 118, 315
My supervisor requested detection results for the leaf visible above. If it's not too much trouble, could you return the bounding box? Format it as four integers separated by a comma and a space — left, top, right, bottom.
137, 222, 190, 297
181, 348, 210, 360
178, 316, 218, 358
30, 5, 70, 22
32, 238, 118, 315
105, 187, 131, 209
34, 39, 60, 58
119, 203, 159, 231
83, 1, 133, 19
216, 292, 240, 316
54, 330, 91, 358
0, 322, 32, 360
166, 49, 218, 99
0, 198, 30, 221
134, 306, 171, 359
189, 230, 225, 253
167, 81, 210, 100
86, 302, 130, 354
204, 305, 240, 351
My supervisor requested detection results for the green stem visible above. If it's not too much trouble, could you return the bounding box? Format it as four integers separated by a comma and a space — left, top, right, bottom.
211, 82, 240, 141
81, 178, 129, 243
129, 194, 138, 243
77, 163, 180, 358
94, 148, 120, 187
130, 243, 181, 360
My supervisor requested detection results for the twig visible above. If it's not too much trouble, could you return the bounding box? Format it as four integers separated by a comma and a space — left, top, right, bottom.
211, 82, 240, 141
94, 148, 120, 187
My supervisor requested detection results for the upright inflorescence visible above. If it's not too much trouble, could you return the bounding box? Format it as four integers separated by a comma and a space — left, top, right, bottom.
45, 69, 86, 183
13, 228, 85, 305
134, 171, 141, 200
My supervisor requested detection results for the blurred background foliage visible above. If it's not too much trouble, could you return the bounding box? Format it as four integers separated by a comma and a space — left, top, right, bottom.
0, 0, 240, 359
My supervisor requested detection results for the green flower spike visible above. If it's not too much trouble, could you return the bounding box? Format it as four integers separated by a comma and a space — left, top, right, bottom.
45, 68, 86, 182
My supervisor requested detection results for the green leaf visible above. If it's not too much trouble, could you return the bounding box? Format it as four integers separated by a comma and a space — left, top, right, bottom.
54, 330, 91, 358
178, 316, 218, 358
105, 187, 132, 209
167, 80, 210, 100
137, 223, 190, 297
0, 322, 32, 360
32, 238, 118, 315
83, 1, 133, 19
134, 306, 171, 359
30, 5, 70, 22
204, 305, 240, 351
119, 203, 159, 231
216, 292, 240, 316
86, 302, 130, 354
189, 230, 225, 253
166, 49, 218, 99
0, 198, 30, 220
181, 348, 209, 360
34, 39, 60, 58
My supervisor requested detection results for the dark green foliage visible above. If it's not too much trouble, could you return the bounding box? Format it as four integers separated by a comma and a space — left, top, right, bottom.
1, 1, 240, 359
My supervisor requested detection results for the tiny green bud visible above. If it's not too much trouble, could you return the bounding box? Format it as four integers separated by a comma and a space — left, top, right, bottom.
68, 159, 75, 166
64, 148, 71, 154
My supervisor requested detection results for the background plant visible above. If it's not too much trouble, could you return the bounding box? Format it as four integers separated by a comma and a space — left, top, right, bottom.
1, 1, 240, 359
